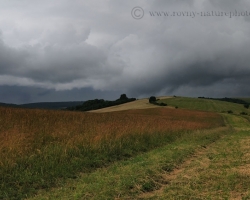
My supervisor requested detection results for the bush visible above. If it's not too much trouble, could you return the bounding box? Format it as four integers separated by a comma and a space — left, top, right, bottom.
175, 106, 178, 109
149, 96, 157, 103
227, 110, 233, 114
240, 112, 248, 115
244, 104, 249, 109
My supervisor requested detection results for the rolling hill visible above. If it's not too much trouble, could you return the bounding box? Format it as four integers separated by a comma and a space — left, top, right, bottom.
89, 96, 172, 113
158, 97, 250, 115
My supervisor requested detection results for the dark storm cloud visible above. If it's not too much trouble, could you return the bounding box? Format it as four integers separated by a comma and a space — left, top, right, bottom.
0, 0, 250, 103
0, 85, 119, 104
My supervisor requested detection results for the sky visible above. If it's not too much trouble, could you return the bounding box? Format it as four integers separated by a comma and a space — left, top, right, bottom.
0, 0, 250, 104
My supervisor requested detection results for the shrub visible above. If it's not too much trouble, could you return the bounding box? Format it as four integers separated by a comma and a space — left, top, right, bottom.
227, 110, 233, 114
149, 96, 157, 103
240, 112, 248, 115
244, 104, 249, 109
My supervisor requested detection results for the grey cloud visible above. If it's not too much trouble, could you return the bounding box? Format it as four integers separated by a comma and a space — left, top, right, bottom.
0, 0, 250, 103
0, 85, 119, 104
207, 0, 250, 10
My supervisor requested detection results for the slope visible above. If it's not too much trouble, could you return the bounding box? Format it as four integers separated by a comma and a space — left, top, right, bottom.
89, 96, 172, 113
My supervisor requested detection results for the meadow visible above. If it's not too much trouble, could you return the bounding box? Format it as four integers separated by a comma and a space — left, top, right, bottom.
26, 97, 250, 199
159, 97, 250, 115
0, 106, 223, 199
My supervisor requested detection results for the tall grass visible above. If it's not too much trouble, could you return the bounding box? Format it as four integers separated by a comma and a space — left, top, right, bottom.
0, 107, 224, 199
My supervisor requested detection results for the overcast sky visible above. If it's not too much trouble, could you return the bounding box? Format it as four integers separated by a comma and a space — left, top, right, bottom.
0, 0, 250, 104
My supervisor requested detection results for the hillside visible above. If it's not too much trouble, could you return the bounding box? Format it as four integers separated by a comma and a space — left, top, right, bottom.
89, 96, 172, 113
67, 94, 137, 111
240, 98, 250, 104
158, 97, 250, 115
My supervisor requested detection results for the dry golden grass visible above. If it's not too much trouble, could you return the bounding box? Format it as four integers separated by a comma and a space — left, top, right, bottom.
0, 106, 222, 166
89, 96, 173, 113
0, 104, 226, 199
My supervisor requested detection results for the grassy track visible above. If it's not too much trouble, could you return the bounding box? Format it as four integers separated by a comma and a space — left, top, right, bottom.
151, 114, 250, 199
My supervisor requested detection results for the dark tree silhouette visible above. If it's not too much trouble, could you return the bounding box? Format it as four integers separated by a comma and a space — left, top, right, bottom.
120, 94, 128, 100
149, 96, 157, 103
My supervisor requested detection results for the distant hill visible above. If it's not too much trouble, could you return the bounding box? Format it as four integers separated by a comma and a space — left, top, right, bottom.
90, 96, 172, 113
20, 101, 85, 110
0, 102, 21, 108
67, 94, 136, 111
0, 101, 84, 110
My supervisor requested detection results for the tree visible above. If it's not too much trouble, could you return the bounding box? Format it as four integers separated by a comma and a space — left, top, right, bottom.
120, 94, 128, 100
149, 96, 157, 103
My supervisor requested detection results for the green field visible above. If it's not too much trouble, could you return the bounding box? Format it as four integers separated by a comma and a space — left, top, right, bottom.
1, 97, 250, 199
159, 97, 250, 114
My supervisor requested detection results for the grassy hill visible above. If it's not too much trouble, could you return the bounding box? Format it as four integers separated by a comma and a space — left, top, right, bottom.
89, 96, 171, 113
240, 98, 250, 104
159, 97, 250, 115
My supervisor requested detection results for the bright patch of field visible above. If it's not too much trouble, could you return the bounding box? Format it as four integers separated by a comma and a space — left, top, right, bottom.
0, 106, 222, 199
89, 96, 172, 113
159, 97, 250, 114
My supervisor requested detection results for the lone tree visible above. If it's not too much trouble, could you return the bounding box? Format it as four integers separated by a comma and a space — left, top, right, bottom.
119, 94, 128, 100
149, 96, 157, 103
